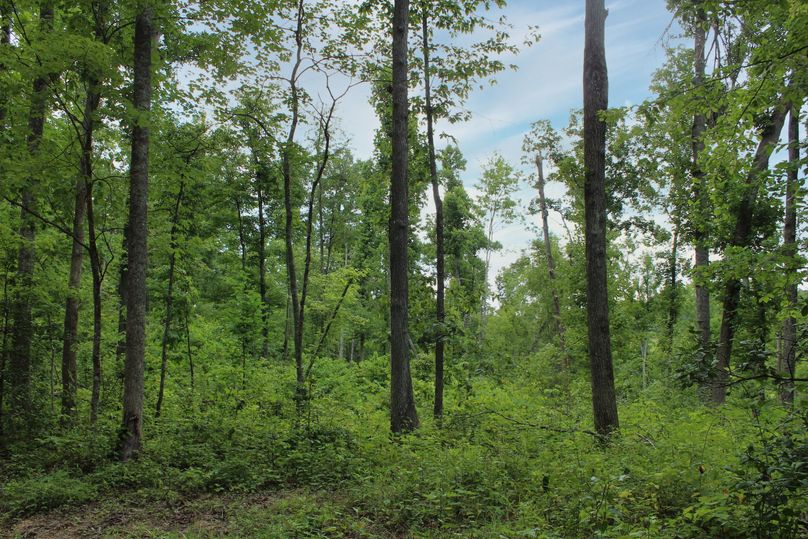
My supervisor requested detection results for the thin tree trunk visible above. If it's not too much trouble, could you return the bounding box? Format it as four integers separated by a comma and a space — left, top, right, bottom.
692, 3, 711, 359
421, 10, 446, 422
283, 0, 304, 409
479, 203, 497, 341
0, 266, 10, 450
86, 180, 102, 424
0, 8, 10, 446
583, 0, 618, 437
120, 5, 153, 461
256, 181, 269, 358
82, 3, 107, 424
9, 1, 53, 433
778, 103, 799, 405
535, 155, 567, 365
60, 171, 86, 421
184, 307, 194, 391
667, 219, 679, 350
234, 197, 247, 272
156, 181, 184, 418
390, 0, 419, 434
115, 224, 128, 375
712, 98, 789, 405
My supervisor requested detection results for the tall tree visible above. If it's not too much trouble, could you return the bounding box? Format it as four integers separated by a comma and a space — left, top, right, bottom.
523, 120, 567, 365
778, 103, 799, 405
121, 3, 154, 460
583, 0, 618, 437
420, 8, 445, 422
8, 0, 53, 434
476, 154, 518, 340
390, 0, 419, 434
690, 1, 711, 362
711, 98, 790, 404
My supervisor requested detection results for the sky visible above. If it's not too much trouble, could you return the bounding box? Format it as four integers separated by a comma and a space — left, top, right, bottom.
286, 0, 683, 289
327, 0, 683, 287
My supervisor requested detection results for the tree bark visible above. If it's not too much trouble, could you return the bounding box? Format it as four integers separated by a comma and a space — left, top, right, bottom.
282, 0, 304, 409
84, 2, 107, 425
778, 103, 799, 405
583, 0, 618, 437
256, 177, 269, 358
711, 98, 789, 405
86, 176, 102, 424
666, 219, 679, 351
120, 5, 153, 461
535, 155, 567, 366
691, 3, 711, 359
115, 225, 129, 385
156, 181, 184, 418
9, 1, 53, 434
60, 171, 86, 422
0, 265, 10, 450
420, 10, 446, 422
390, 0, 419, 434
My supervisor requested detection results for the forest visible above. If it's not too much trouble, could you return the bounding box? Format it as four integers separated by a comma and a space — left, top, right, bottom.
0, 0, 806, 537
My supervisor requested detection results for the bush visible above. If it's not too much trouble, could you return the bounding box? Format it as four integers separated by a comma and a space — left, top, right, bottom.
1, 470, 98, 518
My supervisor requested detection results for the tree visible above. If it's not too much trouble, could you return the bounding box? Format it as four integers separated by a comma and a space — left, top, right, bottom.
476, 154, 518, 339
523, 120, 567, 365
8, 0, 53, 435
778, 103, 799, 405
583, 0, 618, 437
690, 0, 711, 365
121, 3, 154, 461
419, 8, 446, 422
390, 0, 419, 434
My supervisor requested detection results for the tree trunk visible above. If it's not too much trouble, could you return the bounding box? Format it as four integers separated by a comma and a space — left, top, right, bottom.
778, 103, 799, 405
691, 3, 711, 359
60, 173, 86, 422
420, 11, 446, 422
711, 99, 789, 405
583, 0, 618, 438
535, 155, 567, 366
390, 0, 419, 434
0, 266, 10, 450
115, 223, 128, 376
256, 180, 269, 358
156, 181, 184, 418
120, 5, 153, 461
9, 1, 53, 434
667, 219, 679, 350
86, 180, 102, 424
184, 307, 194, 391
282, 0, 305, 410
85, 3, 108, 423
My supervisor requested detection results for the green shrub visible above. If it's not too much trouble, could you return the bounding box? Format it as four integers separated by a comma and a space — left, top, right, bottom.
1, 470, 98, 517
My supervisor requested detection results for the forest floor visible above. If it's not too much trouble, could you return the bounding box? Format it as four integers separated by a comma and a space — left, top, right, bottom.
4, 489, 395, 538
1, 354, 805, 538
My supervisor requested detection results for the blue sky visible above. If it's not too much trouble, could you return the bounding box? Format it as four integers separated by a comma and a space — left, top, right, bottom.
332, 0, 683, 282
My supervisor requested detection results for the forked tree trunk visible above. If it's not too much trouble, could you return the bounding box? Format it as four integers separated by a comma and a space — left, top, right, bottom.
712, 99, 789, 405
583, 0, 618, 437
390, 0, 419, 434
121, 5, 153, 461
